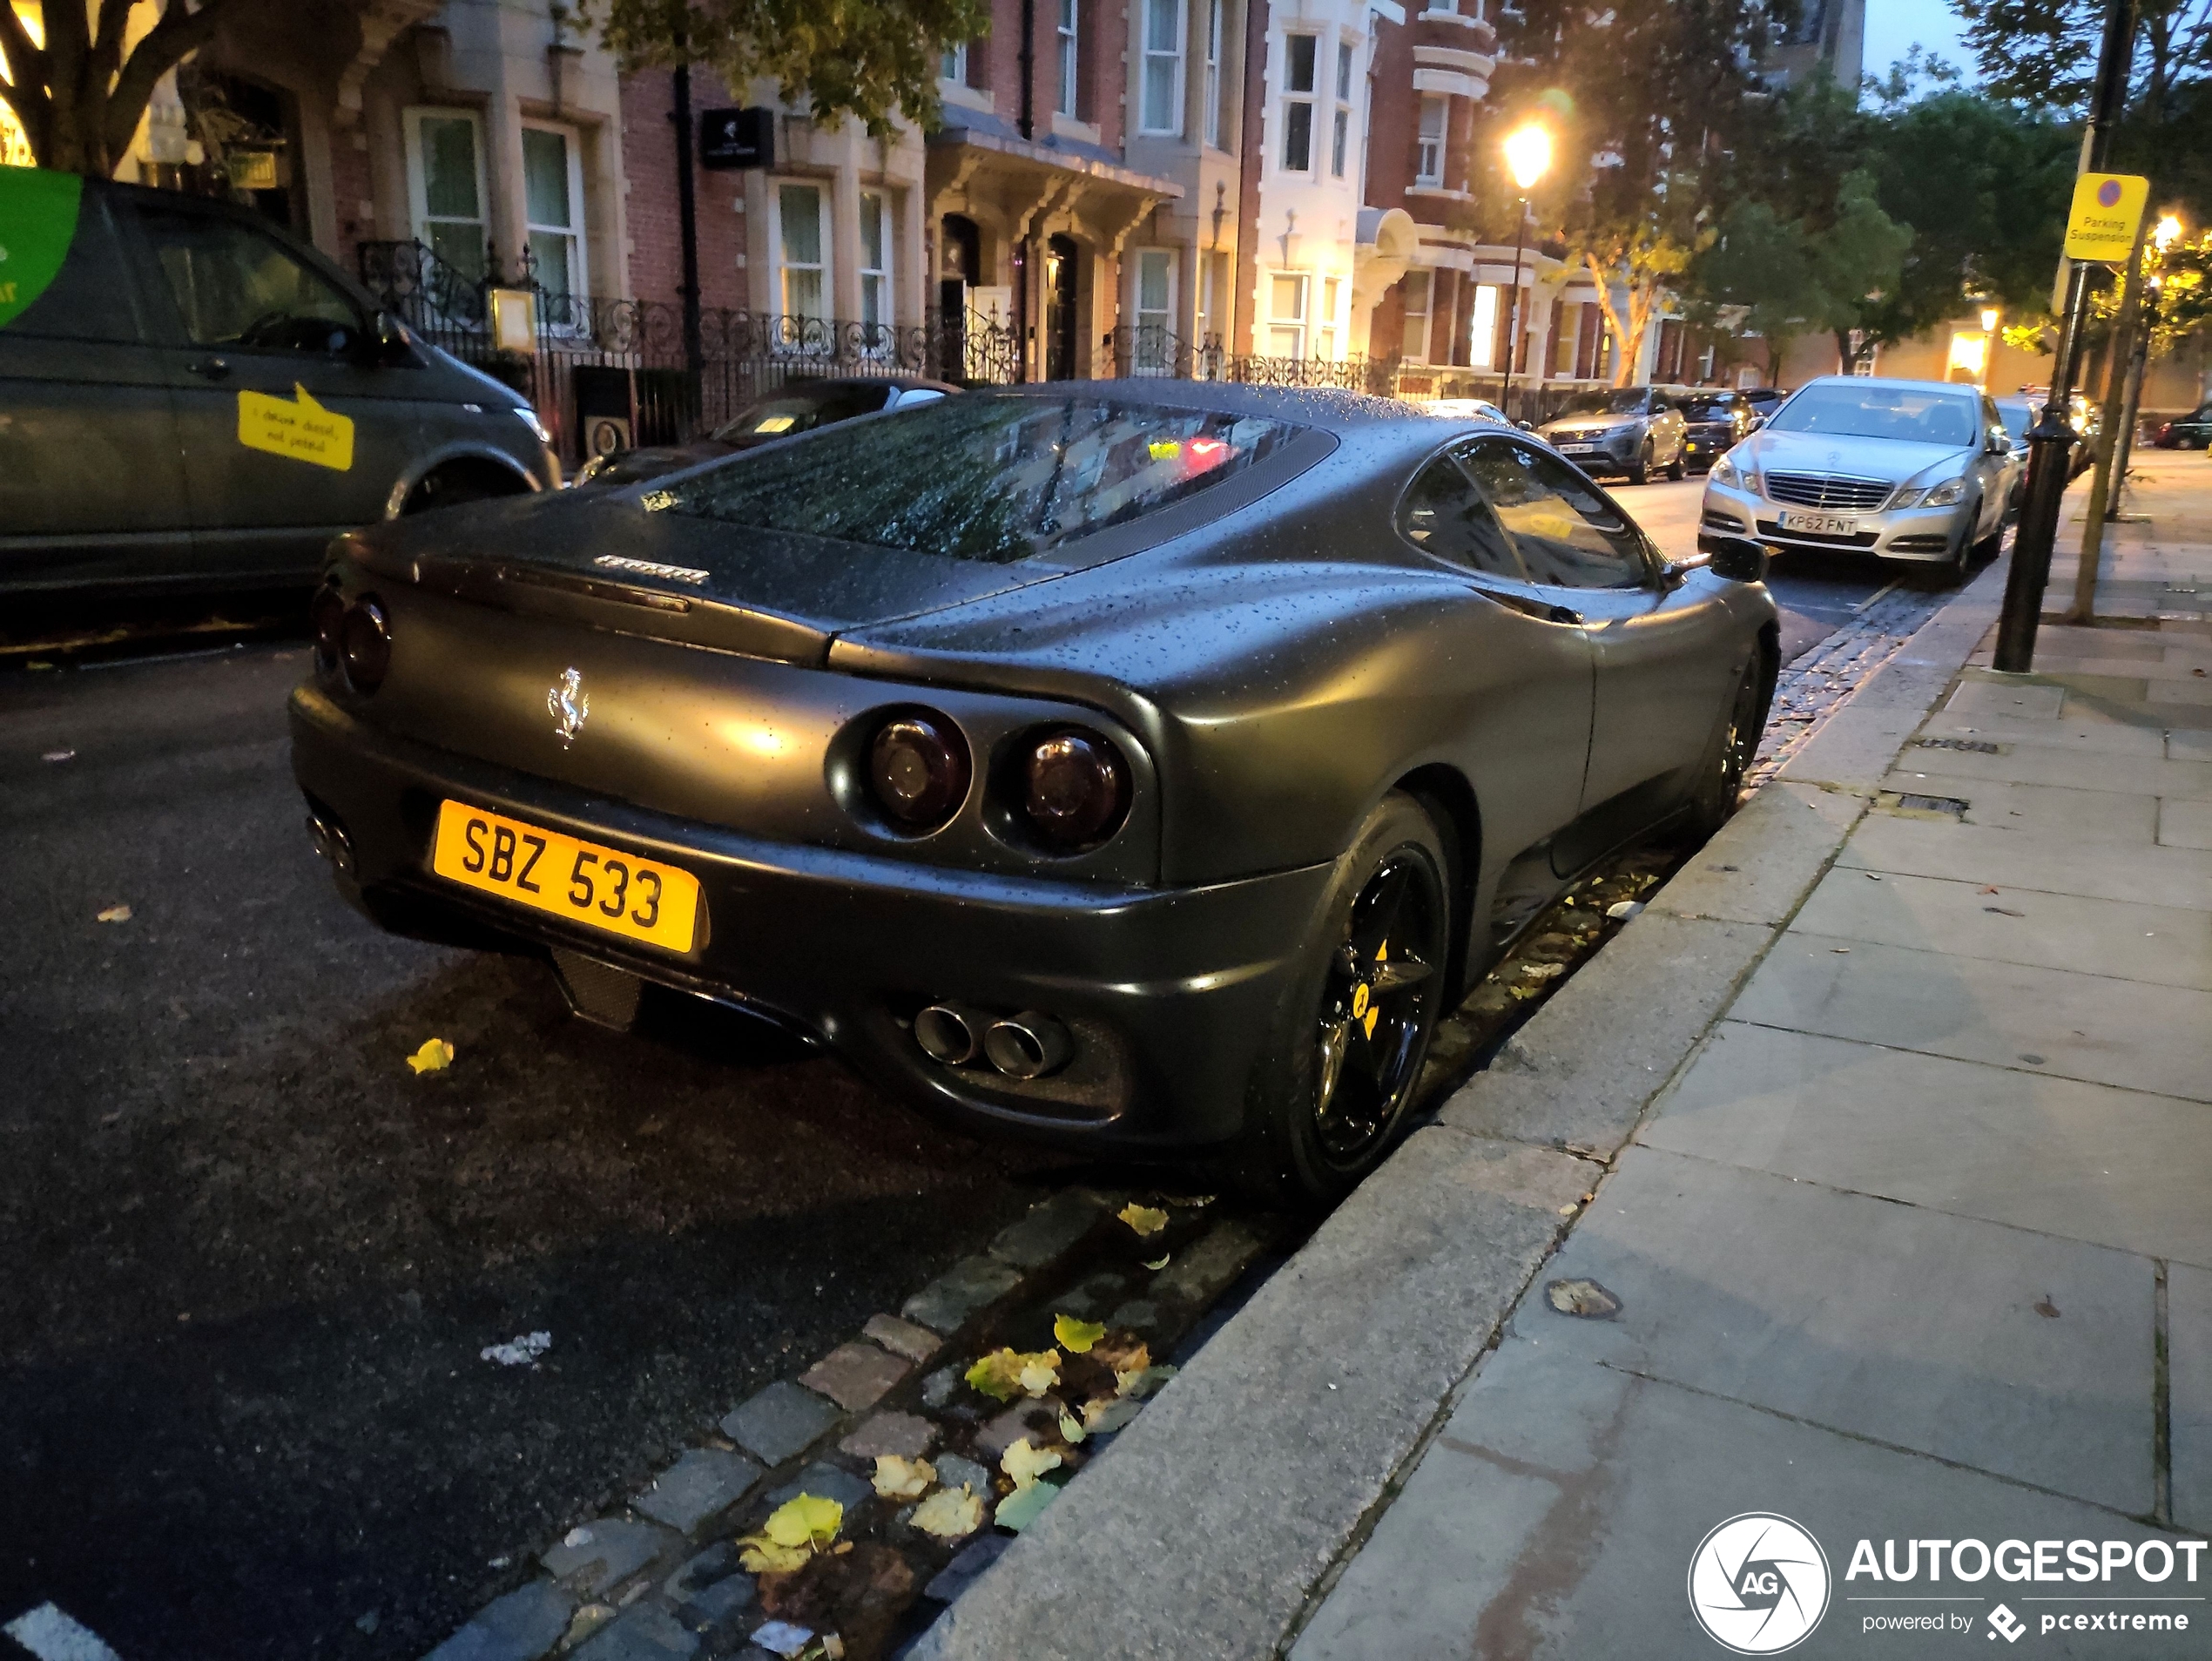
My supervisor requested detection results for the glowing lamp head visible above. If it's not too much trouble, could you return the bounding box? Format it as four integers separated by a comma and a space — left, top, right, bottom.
1503, 125, 1552, 192
2155, 213, 2183, 251
1979, 307, 2000, 334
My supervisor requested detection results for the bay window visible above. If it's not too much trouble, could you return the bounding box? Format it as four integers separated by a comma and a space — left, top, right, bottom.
1143, 0, 1186, 133
775, 183, 827, 319
1058, 0, 1081, 116
1401, 270, 1432, 363
860, 190, 892, 330
1414, 96, 1445, 187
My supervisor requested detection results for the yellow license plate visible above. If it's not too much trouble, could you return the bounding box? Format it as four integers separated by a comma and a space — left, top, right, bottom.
430, 800, 701, 954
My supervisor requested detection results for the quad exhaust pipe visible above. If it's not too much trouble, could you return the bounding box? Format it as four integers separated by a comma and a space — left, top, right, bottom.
915, 1003, 1072, 1079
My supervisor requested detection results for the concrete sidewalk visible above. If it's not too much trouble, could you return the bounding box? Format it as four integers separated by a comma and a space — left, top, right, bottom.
920, 463, 2212, 1661
1287, 466, 2212, 1656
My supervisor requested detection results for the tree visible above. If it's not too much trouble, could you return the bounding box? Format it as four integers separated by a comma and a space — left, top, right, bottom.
578, 0, 993, 138
1856, 90, 2077, 354
0, 0, 246, 176
1491, 0, 1777, 384
1690, 172, 1910, 378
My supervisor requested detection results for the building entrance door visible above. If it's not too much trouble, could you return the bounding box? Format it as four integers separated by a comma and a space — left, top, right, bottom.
1043, 234, 1079, 381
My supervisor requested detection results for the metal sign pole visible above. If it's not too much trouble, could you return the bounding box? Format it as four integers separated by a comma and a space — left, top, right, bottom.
1993, 0, 2138, 673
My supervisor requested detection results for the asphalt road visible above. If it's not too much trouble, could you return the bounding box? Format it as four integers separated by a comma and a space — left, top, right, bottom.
0, 646, 1083, 1660
0, 494, 1937, 1661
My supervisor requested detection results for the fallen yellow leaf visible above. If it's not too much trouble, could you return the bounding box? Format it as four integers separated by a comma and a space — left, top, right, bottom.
763, 1492, 843, 1550
96, 905, 132, 924
872, 1454, 935, 1500
1142, 1255, 1170, 1272
736, 1538, 810, 1574
1001, 1436, 1064, 1489
407, 1038, 455, 1074
995, 1479, 1060, 1531
965, 1347, 1061, 1401
1117, 1362, 1177, 1400
1052, 1313, 1105, 1354
1058, 1410, 1088, 1444
1118, 1203, 1169, 1238
911, 1484, 985, 1540
1082, 1397, 1142, 1434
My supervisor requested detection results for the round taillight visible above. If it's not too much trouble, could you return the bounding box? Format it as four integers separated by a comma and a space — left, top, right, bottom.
309, 585, 347, 673
341, 598, 392, 693
869, 712, 970, 829
1024, 730, 1129, 850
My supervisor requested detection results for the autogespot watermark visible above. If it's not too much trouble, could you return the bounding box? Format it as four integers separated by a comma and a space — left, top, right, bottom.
1690, 1517, 2211, 1649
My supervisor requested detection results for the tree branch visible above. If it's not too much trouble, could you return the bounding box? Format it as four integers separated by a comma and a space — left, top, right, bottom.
103, 0, 240, 171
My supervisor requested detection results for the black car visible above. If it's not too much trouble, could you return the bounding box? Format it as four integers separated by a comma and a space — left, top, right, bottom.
2153, 402, 2212, 449
1676, 389, 1757, 474
291, 384, 1777, 1200
0, 165, 557, 596
1738, 386, 1791, 421
573, 376, 956, 489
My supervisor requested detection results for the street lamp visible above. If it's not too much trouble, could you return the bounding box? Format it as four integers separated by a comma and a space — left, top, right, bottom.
1499, 125, 1552, 419
1978, 305, 2000, 389
2155, 213, 2183, 251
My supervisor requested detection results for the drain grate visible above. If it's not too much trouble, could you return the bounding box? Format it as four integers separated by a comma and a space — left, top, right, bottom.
1916, 737, 2002, 753
1880, 791, 1970, 819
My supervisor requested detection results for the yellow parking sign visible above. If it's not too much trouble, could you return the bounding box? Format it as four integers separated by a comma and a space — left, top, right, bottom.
2063, 172, 2149, 262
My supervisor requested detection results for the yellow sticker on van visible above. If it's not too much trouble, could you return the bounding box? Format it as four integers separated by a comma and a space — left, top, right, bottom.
237, 383, 355, 471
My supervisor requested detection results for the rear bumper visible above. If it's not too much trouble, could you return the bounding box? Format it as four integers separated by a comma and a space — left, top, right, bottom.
289, 685, 1330, 1152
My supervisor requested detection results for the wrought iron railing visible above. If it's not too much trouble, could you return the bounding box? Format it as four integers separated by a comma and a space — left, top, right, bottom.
356, 238, 1440, 459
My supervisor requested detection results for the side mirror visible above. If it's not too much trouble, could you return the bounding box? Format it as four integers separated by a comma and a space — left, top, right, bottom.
372, 309, 419, 368
1515, 419, 1536, 432
1707, 537, 1769, 584
1748, 415, 1766, 431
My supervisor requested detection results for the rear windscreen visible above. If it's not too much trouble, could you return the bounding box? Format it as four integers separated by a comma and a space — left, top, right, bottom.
651, 394, 1300, 563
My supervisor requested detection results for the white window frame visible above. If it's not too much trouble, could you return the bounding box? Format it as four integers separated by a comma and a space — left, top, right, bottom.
1318, 274, 1340, 361
1058, 0, 1081, 117
1331, 40, 1353, 178
1204, 0, 1224, 147
859, 188, 894, 336
941, 40, 968, 84
1279, 33, 1318, 173
770, 179, 831, 327
1141, 0, 1187, 134
401, 106, 489, 282
1401, 268, 1433, 363
519, 118, 590, 316
1131, 247, 1178, 375
1267, 270, 1308, 359
1414, 96, 1446, 188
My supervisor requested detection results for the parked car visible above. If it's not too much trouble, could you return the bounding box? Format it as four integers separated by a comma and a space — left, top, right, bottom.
1738, 386, 1791, 421
1676, 389, 1759, 474
291, 384, 1777, 1201
0, 165, 557, 597
572, 377, 956, 490
1701, 375, 2015, 584
1535, 387, 1689, 483
1995, 393, 2098, 487
2151, 401, 2212, 449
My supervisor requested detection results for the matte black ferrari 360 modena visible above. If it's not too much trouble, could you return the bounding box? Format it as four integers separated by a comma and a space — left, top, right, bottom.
291, 382, 1778, 1200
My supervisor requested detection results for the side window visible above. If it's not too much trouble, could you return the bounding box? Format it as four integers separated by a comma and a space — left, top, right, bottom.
1396, 455, 1524, 580
1457, 439, 1649, 590
134, 206, 364, 354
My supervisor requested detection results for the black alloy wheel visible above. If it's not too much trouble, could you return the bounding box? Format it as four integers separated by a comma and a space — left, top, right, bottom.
1682, 656, 1770, 840
1627, 440, 1652, 485
1233, 793, 1452, 1205
1665, 440, 1687, 482
1312, 851, 1446, 1165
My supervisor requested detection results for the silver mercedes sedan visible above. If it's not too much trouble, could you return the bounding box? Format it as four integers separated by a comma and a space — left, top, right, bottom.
1697, 376, 2019, 584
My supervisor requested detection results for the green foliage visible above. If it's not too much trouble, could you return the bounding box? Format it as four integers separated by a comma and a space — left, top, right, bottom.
576, 0, 994, 138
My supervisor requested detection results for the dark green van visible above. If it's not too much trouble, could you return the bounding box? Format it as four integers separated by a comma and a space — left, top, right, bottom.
0, 166, 558, 595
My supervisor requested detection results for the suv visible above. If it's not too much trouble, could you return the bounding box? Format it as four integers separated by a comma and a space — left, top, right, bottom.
1533, 386, 1689, 483
1676, 388, 1757, 474
0, 166, 557, 596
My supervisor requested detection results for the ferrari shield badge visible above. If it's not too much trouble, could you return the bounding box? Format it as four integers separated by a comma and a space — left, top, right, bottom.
548, 667, 590, 747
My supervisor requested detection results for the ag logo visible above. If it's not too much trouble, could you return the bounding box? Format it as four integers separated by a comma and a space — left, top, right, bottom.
1688, 1513, 1831, 1653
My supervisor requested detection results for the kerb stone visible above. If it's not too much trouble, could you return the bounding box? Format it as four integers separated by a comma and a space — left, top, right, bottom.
632, 1448, 765, 1536
719, 1380, 840, 1467
903, 1256, 1024, 1334
422, 1579, 577, 1661
800, 1341, 910, 1412
541, 1518, 678, 1599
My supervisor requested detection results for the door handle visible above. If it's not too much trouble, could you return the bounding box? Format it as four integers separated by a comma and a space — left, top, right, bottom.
189, 356, 231, 380
1471, 584, 1581, 626
1546, 604, 1582, 625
